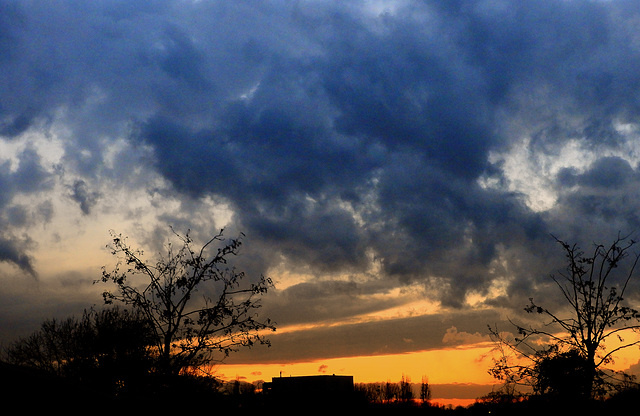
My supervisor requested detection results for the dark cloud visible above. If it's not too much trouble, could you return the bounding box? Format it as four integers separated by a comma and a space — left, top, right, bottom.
565, 156, 637, 189
0, 146, 53, 275
68, 179, 100, 215
264, 280, 405, 326
547, 156, 640, 293
0, 236, 36, 277
126, 1, 552, 303
3, 0, 640, 346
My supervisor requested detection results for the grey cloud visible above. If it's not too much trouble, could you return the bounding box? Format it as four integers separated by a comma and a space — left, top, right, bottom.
263, 280, 407, 327
553, 157, 640, 226
9, 146, 52, 194
548, 157, 640, 288
569, 157, 636, 189
0, 146, 53, 275
68, 179, 100, 215
0, 108, 38, 139
0, 236, 36, 277
5, 205, 29, 228
225, 308, 503, 364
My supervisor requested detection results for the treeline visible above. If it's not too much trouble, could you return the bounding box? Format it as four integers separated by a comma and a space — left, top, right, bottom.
1, 307, 217, 409
0, 305, 264, 411
355, 375, 431, 404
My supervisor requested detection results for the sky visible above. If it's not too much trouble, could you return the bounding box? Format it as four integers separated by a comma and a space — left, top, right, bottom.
3, 0, 640, 403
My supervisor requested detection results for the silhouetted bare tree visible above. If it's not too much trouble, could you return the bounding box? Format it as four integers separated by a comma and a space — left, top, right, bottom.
98, 228, 275, 378
489, 233, 640, 399
420, 375, 431, 404
399, 374, 414, 403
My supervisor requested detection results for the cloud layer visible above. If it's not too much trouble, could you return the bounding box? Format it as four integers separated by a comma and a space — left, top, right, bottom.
3, 0, 640, 365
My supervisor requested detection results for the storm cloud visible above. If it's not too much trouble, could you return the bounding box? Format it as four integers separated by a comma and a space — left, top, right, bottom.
2, 0, 640, 362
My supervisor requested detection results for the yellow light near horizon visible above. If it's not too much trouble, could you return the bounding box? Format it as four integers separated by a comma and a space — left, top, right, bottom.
215, 345, 497, 386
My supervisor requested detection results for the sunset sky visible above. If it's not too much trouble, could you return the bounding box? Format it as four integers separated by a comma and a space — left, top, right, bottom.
3, 0, 640, 404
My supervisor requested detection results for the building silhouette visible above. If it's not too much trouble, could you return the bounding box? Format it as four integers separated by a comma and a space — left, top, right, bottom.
264, 374, 355, 407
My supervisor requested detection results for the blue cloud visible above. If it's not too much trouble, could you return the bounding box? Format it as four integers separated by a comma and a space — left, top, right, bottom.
2, 0, 640, 308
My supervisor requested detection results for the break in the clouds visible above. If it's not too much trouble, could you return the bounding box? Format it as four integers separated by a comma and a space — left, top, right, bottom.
3, 0, 640, 362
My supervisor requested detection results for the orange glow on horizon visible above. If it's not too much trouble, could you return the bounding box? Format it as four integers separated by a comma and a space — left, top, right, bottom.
216, 344, 497, 387
213, 337, 640, 404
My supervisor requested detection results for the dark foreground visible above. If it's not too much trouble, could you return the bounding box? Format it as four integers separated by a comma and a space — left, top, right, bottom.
2, 361, 638, 415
